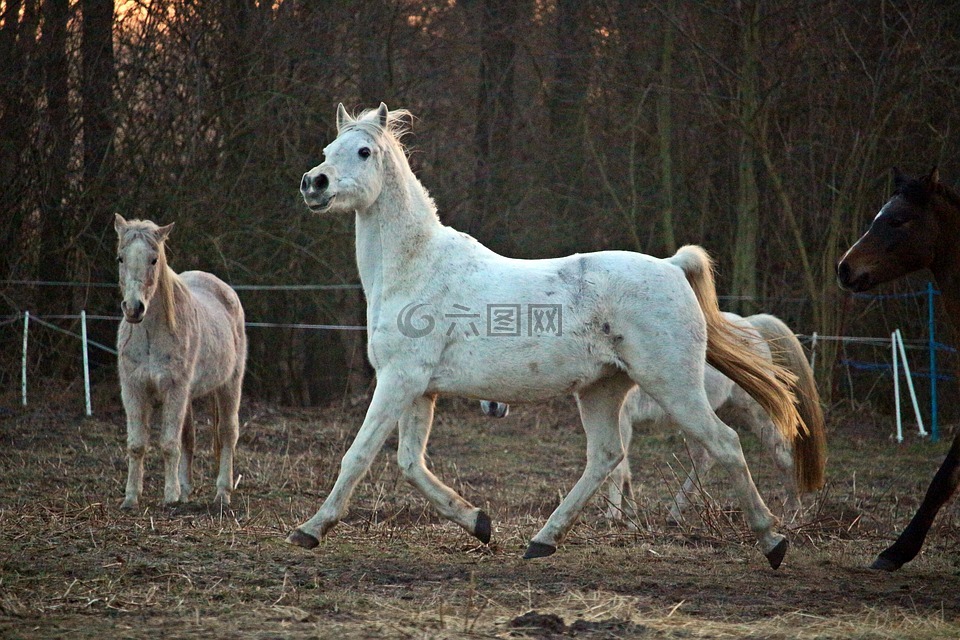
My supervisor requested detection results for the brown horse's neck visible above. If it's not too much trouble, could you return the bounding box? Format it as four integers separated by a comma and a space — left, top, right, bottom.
929, 194, 960, 343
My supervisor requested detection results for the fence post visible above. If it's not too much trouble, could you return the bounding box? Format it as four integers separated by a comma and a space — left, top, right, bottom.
809, 331, 818, 369
893, 331, 903, 443
81, 310, 92, 417
21, 311, 29, 407
928, 281, 939, 442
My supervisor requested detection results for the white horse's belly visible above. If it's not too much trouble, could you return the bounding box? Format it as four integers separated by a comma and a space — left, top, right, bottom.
426, 336, 614, 401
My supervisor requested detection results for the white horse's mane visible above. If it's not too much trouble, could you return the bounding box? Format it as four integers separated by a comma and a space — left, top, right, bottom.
339, 107, 414, 153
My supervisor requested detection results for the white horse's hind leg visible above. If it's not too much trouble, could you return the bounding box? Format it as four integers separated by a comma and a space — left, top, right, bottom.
398, 395, 491, 542
526, 373, 635, 558
121, 384, 152, 510
668, 442, 715, 523
288, 370, 424, 549
658, 395, 786, 562
605, 409, 638, 524
753, 406, 802, 515
214, 384, 242, 506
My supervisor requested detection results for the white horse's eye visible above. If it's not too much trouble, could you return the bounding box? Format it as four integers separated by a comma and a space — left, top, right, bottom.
151, 258, 158, 265
117, 256, 123, 263
359, 147, 371, 159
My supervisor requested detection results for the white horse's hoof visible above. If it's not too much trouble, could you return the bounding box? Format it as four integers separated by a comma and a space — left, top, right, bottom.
286, 529, 320, 549
120, 499, 138, 511
523, 541, 556, 559
474, 510, 492, 544
765, 538, 789, 569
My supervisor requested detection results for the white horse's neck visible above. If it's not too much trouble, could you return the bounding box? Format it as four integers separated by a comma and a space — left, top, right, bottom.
354, 150, 440, 314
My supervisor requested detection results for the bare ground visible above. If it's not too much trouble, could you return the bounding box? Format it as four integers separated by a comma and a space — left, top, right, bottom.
2, 387, 960, 639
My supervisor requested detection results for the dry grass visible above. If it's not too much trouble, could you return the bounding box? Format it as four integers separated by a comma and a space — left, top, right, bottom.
2, 385, 960, 638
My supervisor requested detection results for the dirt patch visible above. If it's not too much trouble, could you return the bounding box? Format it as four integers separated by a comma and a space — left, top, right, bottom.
1, 392, 959, 638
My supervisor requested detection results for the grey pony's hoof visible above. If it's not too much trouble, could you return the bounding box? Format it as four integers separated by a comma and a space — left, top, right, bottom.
870, 554, 903, 572
286, 529, 320, 549
523, 541, 557, 560
474, 510, 492, 544
765, 538, 789, 570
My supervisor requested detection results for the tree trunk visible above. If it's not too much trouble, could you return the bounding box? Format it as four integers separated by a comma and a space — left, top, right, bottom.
471, 0, 518, 243
80, 0, 116, 287
37, 0, 71, 292
729, 0, 762, 315
548, 0, 593, 241
656, 0, 677, 255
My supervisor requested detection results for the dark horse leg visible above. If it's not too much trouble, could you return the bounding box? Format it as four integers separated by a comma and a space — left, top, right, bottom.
872, 433, 960, 571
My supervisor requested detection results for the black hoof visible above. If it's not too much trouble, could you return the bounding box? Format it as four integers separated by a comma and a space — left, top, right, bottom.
524, 541, 557, 560
474, 510, 492, 544
870, 554, 903, 572
765, 538, 789, 570
286, 528, 320, 549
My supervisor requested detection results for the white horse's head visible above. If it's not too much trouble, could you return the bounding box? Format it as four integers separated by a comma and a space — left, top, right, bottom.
114, 214, 174, 323
300, 103, 409, 215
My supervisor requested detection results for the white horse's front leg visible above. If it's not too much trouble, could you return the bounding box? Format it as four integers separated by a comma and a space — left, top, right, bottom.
398, 395, 491, 543
121, 383, 152, 510
159, 388, 190, 505
287, 372, 422, 548
527, 374, 634, 558
178, 404, 195, 502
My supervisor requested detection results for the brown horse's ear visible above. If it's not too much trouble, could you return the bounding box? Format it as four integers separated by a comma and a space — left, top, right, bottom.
892, 166, 908, 189
336, 103, 349, 133
114, 213, 128, 234
928, 166, 940, 184
376, 102, 388, 129
156, 222, 175, 243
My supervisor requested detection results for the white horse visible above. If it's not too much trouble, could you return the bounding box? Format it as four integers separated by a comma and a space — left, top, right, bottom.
292, 103, 806, 568
605, 313, 826, 524
482, 313, 827, 525
115, 215, 247, 509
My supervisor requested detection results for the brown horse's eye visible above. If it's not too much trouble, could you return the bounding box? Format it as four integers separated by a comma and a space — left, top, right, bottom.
888, 217, 907, 228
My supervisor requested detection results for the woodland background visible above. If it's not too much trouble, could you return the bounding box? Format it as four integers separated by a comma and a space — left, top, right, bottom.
2, 0, 960, 411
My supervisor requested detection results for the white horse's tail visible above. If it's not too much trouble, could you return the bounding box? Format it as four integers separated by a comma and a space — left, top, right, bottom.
668, 246, 806, 443
748, 314, 827, 493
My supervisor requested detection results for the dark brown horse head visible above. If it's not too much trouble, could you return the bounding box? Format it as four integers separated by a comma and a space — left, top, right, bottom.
837, 167, 946, 292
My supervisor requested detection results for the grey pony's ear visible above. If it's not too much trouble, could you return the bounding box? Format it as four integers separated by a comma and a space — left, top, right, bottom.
336, 103, 350, 133
114, 213, 128, 235
376, 102, 388, 129
155, 222, 175, 243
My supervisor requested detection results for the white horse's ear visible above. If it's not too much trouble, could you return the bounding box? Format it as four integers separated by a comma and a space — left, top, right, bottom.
376, 102, 388, 128
156, 222, 175, 242
114, 213, 128, 234
336, 103, 349, 132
